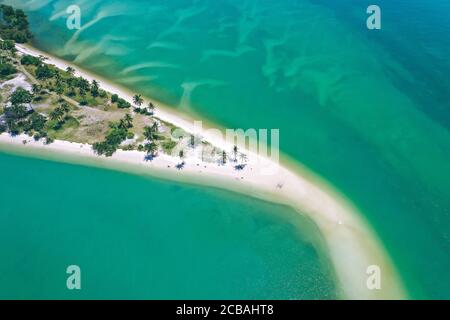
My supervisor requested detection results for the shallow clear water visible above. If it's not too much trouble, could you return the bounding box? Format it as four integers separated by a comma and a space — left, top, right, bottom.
0, 151, 336, 299
2, 0, 450, 298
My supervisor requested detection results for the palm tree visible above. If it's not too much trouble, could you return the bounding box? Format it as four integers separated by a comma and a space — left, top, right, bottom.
221, 150, 227, 164
143, 122, 159, 140
143, 125, 157, 141
55, 72, 62, 83
79, 87, 86, 97
144, 142, 158, 157
11, 104, 28, 119
67, 86, 76, 97
118, 118, 128, 130
143, 126, 152, 140
124, 113, 133, 128
91, 80, 99, 97
60, 102, 70, 113
31, 84, 41, 95
66, 66, 75, 76
55, 82, 64, 98
50, 107, 64, 122
148, 101, 155, 113
175, 149, 186, 169
133, 94, 143, 107
78, 77, 90, 92
232, 145, 238, 162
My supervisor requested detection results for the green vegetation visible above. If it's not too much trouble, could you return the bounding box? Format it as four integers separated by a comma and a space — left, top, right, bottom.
110, 93, 126, 108
0, 60, 16, 78
221, 150, 227, 164
92, 114, 134, 156
0, 5, 188, 160
1, 86, 48, 139
133, 94, 143, 107
116, 97, 131, 109
48, 103, 71, 129
65, 66, 75, 76
35, 64, 54, 79
147, 102, 155, 114
20, 54, 41, 66
0, 5, 32, 43
111, 94, 119, 103
143, 122, 159, 141
144, 141, 158, 157
161, 140, 177, 153
24, 61, 111, 108
90, 80, 99, 97
0, 39, 17, 79
10, 87, 32, 105
139, 122, 160, 157
0, 39, 15, 51
134, 106, 152, 115
27, 112, 46, 131
232, 145, 238, 162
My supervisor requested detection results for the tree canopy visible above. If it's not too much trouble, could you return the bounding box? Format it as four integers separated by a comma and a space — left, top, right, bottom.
10, 87, 32, 105
0, 5, 33, 43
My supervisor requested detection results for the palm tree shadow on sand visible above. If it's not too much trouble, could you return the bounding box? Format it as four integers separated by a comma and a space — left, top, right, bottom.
176, 161, 185, 170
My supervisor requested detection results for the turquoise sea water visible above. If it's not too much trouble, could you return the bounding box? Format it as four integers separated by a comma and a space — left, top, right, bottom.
0, 151, 335, 299
1, 0, 450, 298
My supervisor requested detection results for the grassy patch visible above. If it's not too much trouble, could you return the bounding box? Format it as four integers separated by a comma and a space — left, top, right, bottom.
63, 115, 80, 129
161, 139, 178, 154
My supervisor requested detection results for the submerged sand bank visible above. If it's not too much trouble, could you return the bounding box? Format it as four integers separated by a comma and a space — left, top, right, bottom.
0, 43, 408, 299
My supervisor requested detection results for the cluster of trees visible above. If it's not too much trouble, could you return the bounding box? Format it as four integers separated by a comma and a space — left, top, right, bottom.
111, 93, 131, 109
10, 87, 32, 105
35, 63, 54, 80
0, 5, 170, 157
111, 93, 156, 115
133, 94, 155, 115
142, 122, 159, 158
48, 103, 71, 130
0, 5, 32, 43
20, 54, 41, 66
0, 86, 51, 143
0, 39, 14, 51
19, 51, 161, 150
0, 61, 16, 78
18, 55, 109, 107
0, 40, 17, 78
65, 76, 106, 104
93, 114, 134, 156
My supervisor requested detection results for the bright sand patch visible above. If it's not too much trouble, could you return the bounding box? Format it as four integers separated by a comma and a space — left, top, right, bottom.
1, 43, 408, 299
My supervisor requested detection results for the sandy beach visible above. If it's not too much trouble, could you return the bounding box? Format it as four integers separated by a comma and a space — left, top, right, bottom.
0, 43, 407, 299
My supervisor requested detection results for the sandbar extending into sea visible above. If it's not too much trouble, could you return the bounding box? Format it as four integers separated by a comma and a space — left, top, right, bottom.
0, 42, 408, 299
